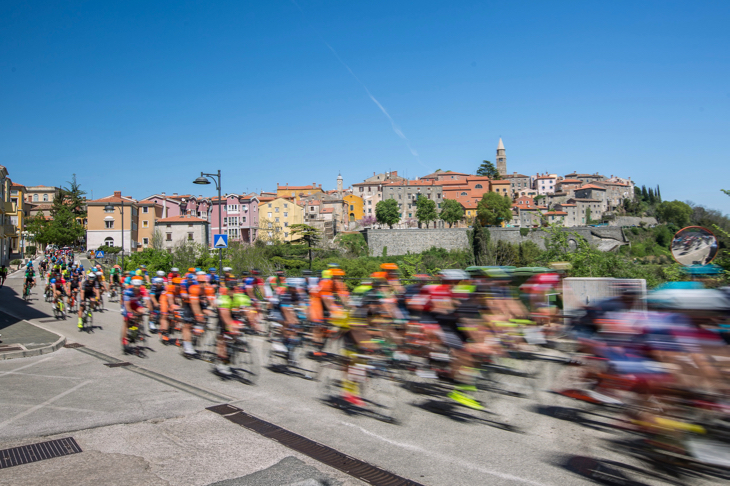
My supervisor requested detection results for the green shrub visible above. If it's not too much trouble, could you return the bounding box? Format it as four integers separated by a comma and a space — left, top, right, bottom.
520, 228, 529, 237
26, 246, 37, 257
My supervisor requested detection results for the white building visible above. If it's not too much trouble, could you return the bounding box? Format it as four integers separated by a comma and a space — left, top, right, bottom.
155, 216, 210, 251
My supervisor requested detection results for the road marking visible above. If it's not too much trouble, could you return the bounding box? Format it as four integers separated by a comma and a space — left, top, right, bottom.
0, 402, 98, 414
339, 421, 553, 486
0, 356, 54, 377
0, 380, 92, 430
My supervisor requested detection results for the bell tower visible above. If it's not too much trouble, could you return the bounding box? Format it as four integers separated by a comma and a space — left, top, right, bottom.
496, 138, 506, 176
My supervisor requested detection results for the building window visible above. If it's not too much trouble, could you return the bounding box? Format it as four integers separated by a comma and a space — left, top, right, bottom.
275, 207, 279, 213
105, 220, 114, 229
268, 222, 273, 229
43, 194, 48, 202
368, 208, 372, 213
268, 203, 272, 208
143, 237, 149, 246
242, 216, 246, 222
188, 223, 193, 228
283, 212, 288, 217
104, 237, 114, 246
166, 233, 172, 241
461, 192, 467, 196
33, 194, 38, 202
143, 207, 149, 213
166, 224, 171, 228
267, 212, 272, 218
284, 203, 288, 208
284, 222, 288, 227
142, 220, 148, 228
224, 217, 228, 225
275, 217, 279, 223
188, 233, 193, 241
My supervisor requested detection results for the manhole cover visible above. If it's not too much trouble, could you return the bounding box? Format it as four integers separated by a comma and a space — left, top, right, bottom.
0, 437, 82, 469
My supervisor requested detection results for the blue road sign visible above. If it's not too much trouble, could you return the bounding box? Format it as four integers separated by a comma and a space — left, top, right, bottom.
213, 234, 228, 249
95, 251, 105, 258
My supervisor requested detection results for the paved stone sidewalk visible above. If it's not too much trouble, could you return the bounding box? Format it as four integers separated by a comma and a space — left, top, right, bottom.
0, 310, 63, 358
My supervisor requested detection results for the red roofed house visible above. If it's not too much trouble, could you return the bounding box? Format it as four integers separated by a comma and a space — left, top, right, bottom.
86, 191, 140, 252
155, 215, 210, 251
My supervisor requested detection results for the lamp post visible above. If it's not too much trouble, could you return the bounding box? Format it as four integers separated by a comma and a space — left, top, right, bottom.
104, 198, 124, 269
193, 170, 222, 285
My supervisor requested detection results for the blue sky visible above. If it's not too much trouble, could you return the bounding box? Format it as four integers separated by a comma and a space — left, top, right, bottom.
2, 1, 728, 211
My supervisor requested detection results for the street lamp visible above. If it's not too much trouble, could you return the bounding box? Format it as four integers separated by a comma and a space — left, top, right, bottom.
104, 198, 124, 269
193, 170, 222, 285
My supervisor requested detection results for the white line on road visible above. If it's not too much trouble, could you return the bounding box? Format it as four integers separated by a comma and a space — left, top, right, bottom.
0, 356, 54, 377
340, 421, 553, 486
0, 380, 92, 430
0, 402, 98, 414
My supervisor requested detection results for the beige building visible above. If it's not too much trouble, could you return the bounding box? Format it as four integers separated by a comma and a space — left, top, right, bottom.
155, 216, 209, 251
24, 185, 61, 219
0, 166, 11, 265
137, 201, 164, 250
260, 197, 304, 242
86, 191, 139, 253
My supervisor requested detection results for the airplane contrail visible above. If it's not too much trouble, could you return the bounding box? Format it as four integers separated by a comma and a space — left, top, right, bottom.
291, 0, 425, 165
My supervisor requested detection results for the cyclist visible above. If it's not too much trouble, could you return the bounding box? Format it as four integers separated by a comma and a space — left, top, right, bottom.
23, 265, 35, 297
215, 281, 243, 376
179, 273, 203, 357
78, 274, 98, 329
109, 265, 121, 294
121, 277, 146, 351
51, 275, 67, 314
148, 271, 166, 334
207, 267, 219, 287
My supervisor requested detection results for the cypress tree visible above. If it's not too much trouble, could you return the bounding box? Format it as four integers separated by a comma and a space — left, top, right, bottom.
656, 185, 662, 202
648, 187, 655, 204
641, 185, 648, 201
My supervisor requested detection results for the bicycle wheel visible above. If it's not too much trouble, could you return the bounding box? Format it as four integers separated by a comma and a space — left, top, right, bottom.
361, 365, 404, 424
318, 359, 346, 407
230, 338, 261, 385
480, 351, 540, 399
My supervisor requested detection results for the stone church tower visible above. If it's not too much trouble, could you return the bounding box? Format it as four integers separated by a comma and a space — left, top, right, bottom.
496, 138, 507, 176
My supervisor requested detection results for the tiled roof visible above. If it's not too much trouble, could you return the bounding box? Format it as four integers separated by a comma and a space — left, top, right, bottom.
535, 176, 556, 180
277, 184, 322, 191
87, 195, 137, 205
421, 170, 470, 179
577, 184, 606, 191
556, 203, 577, 207
544, 211, 568, 216
559, 179, 582, 184
320, 207, 333, 213
156, 216, 208, 224
384, 180, 441, 187
503, 173, 529, 178
491, 179, 510, 184
570, 198, 601, 203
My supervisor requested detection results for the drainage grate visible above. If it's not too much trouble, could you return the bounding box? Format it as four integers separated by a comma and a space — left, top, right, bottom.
0, 437, 82, 469
104, 362, 132, 368
0, 345, 24, 352
208, 405, 424, 486
63, 343, 85, 349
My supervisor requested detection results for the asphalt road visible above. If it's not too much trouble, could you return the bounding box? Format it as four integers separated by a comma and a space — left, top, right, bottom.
0, 261, 724, 486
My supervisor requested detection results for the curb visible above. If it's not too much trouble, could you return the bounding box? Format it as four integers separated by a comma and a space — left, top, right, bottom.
0, 310, 67, 361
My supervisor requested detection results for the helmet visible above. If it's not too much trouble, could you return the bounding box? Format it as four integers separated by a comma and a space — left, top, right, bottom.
380, 263, 398, 271
140, 264, 147, 269
50, 278, 56, 284
439, 269, 469, 282
152, 277, 164, 285
171, 267, 179, 273
136, 269, 143, 276
156, 270, 165, 277
172, 277, 182, 285
114, 265, 121, 269
89, 274, 96, 279
331, 268, 345, 277
223, 267, 232, 273
251, 269, 260, 276
196, 272, 207, 283
208, 267, 216, 273
95, 271, 102, 276
188, 268, 195, 273
132, 278, 143, 287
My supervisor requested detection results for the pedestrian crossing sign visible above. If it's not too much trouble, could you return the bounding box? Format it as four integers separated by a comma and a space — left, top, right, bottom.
95, 251, 105, 258
213, 234, 228, 249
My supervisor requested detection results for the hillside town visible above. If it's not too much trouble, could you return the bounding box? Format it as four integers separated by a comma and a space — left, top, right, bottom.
0, 139, 637, 260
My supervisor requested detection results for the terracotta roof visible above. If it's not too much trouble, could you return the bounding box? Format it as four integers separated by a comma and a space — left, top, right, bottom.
306, 200, 321, 206
320, 207, 333, 213
167, 194, 192, 200
577, 184, 606, 191
558, 179, 582, 184
258, 197, 276, 203
137, 201, 161, 207
87, 195, 137, 205
10, 182, 26, 189
544, 211, 568, 216
570, 198, 601, 203
156, 216, 208, 224
277, 184, 322, 191
421, 170, 470, 179
491, 179, 510, 184
556, 203, 576, 207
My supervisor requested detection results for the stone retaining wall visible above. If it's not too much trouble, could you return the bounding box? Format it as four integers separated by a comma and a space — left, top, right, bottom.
362, 226, 627, 256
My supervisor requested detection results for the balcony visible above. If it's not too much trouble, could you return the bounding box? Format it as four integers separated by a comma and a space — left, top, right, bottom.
4, 224, 16, 237
1, 201, 14, 214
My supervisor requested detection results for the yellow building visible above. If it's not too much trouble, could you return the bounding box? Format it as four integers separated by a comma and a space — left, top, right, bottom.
0, 166, 11, 265
276, 183, 324, 204
8, 182, 26, 256
343, 194, 364, 222
137, 201, 164, 250
259, 197, 304, 242
490, 179, 511, 196
86, 191, 140, 252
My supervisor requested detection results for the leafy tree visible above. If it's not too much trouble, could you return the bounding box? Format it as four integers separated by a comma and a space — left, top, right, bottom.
470, 218, 489, 265
152, 229, 165, 251
26, 212, 51, 247
476, 192, 512, 226
476, 160, 501, 179
62, 174, 87, 218
226, 241, 275, 277
123, 248, 172, 273
415, 196, 438, 228
290, 224, 321, 270
517, 241, 541, 266
375, 199, 400, 229
336, 233, 368, 257
655, 200, 692, 227
586, 207, 592, 224
655, 225, 673, 247
440, 198, 464, 228
44, 205, 85, 247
